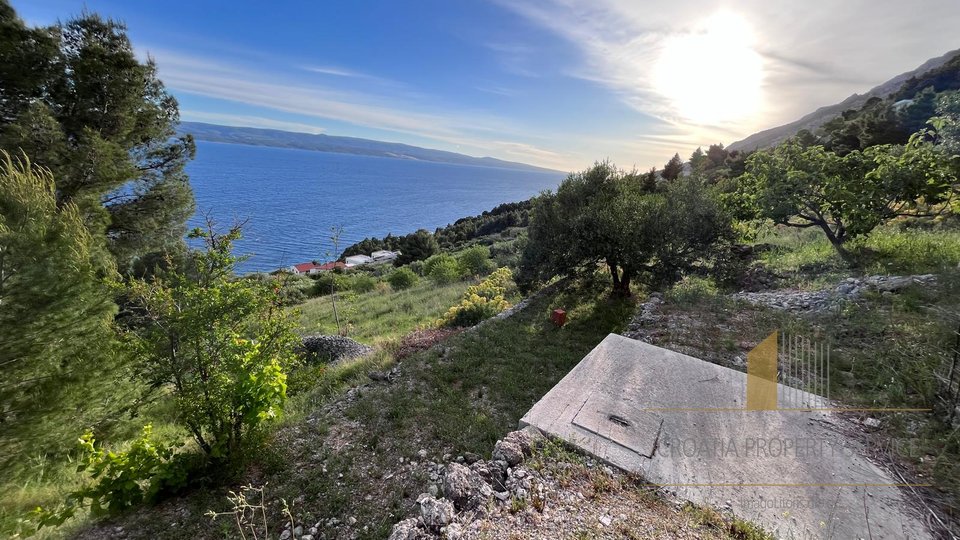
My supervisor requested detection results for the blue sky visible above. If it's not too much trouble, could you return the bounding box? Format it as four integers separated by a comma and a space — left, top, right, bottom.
13, 0, 960, 171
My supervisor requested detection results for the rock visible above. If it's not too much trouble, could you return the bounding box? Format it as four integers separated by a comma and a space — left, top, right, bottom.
443, 463, 476, 508
471, 460, 507, 492
505, 428, 541, 455
299, 334, 374, 364
443, 462, 493, 510
836, 282, 856, 295
388, 518, 425, 540
368, 370, 389, 381
863, 417, 882, 429
444, 522, 465, 540
493, 439, 523, 466
302, 536, 314, 540
279, 530, 291, 540
599, 514, 612, 526
293, 525, 302, 536
419, 496, 455, 531
418, 449, 428, 459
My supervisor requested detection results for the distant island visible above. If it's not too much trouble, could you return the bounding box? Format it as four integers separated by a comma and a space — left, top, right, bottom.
177, 121, 563, 174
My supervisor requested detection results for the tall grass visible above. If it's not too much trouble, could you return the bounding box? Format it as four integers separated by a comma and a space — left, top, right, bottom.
757, 225, 960, 278
296, 279, 472, 343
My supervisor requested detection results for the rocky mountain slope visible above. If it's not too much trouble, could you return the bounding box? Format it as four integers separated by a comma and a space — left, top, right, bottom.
728, 48, 960, 151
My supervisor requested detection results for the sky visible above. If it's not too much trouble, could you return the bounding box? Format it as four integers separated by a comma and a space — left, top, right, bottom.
12, 0, 960, 171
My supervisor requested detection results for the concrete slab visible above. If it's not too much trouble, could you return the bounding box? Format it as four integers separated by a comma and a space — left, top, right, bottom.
520, 334, 932, 540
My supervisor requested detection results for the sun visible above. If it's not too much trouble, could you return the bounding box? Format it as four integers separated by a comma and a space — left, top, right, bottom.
653, 12, 764, 125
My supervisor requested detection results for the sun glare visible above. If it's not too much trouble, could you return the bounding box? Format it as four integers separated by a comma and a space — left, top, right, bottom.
653, 11, 763, 125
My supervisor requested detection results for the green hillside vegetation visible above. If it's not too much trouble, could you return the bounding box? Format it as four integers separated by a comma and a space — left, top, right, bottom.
340, 200, 532, 262
3, 0, 960, 537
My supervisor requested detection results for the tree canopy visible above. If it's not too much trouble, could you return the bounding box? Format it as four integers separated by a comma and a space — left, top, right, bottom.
0, 2, 195, 273
662, 153, 684, 181
519, 162, 731, 296
0, 153, 122, 462
126, 225, 299, 459
737, 135, 958, 262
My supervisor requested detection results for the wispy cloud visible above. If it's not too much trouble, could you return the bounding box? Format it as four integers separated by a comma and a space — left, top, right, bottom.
303, 65, 365, 78
484, 42, 543, 78
144, 47, 584, 169
301, 64, 398, 87
489, 141, 562, 162
475, 85, 518, 97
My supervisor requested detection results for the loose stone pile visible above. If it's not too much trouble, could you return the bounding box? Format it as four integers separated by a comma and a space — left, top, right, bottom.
299, 334, 374, 364
387, 429, 542, 540
731, 274, 936, 313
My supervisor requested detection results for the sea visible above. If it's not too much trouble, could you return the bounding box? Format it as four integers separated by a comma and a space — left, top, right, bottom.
185, 141, 565, 274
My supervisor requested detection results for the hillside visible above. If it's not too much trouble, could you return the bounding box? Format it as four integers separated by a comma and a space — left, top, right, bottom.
177, 122, 561, 174
729, 48, 960, 151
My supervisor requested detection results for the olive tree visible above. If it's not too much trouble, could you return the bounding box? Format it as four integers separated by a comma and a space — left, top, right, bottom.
519, 162, 731, 296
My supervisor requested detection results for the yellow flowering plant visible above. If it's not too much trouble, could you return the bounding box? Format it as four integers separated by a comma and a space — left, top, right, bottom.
439, 268, 514, 327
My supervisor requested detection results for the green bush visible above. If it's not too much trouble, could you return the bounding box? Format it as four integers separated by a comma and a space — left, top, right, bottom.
458, 245, 495, 276
246, 273, 314, 304
387, 267, 418, 290
348, 274, 377, 293
34, 425, 191, 527
423, 253, 456, 276
312, 273, 337, 296
314, 273, 380, 295
428, 257, 461, 285
666, 275, 719, 304
126, 227, 299, 460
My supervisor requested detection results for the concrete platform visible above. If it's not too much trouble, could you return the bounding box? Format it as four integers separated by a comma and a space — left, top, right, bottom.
520, 334, 931, 540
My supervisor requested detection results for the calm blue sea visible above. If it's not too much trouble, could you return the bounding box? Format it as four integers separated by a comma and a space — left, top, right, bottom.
185, 141, 565, 273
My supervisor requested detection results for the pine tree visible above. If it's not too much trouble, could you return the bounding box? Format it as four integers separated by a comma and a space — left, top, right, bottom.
0, 153, 122, 461
662, 153, 684, 181
0, 2, 195, 273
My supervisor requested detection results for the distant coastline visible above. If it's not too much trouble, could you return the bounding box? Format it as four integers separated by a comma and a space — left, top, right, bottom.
184, 141, 563, 274
177, 121, 564, 175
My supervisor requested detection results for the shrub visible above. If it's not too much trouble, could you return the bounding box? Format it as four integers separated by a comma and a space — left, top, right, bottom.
666, 276, 719, 304
126, 226, 299, 460
423, 253, 455, 276
348, 274, 377, 293
428, 256, 462, 285
34, 425, 191, 527
388, 267, 418, 290
458, 245, 495, 276
312, 273, 337, 296
439, 268, 513, 327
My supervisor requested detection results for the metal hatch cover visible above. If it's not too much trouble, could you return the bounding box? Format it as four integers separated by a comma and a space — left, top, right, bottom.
572, 393, 662, 458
